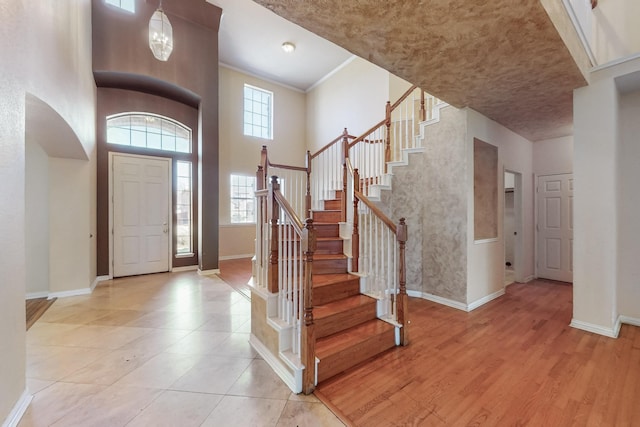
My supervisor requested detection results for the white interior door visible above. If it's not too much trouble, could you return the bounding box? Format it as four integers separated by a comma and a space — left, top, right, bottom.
537, 174, 573, 282
113, 154, 170, 277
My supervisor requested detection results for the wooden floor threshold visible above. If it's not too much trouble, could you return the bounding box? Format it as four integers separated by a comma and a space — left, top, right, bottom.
26, 297, 57, 330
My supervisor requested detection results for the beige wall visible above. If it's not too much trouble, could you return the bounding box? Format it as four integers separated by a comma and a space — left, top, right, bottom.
592, 1, 640, 64
49, 157, 95, 294
306, 57, 389, 152
218, 66, 306, 257
0, 2, 28, 420
466, 108, 535, 305
0, 0, 96, 422
573, 66, 620, 334
617, 90, 640, 321
25, 139, 50, 296
533, 136, 573, 176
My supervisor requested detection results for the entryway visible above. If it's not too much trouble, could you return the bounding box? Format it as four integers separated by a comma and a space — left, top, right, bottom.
504, 170, 522, 286
111, 153, 171, 277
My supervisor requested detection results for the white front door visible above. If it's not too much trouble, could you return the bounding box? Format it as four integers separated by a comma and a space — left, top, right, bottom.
537, 174, 573, 282
113, 154, 170, 277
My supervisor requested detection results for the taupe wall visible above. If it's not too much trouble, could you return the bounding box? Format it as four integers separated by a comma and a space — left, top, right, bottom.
92, 0, 221, 272
96, 88, 200, 273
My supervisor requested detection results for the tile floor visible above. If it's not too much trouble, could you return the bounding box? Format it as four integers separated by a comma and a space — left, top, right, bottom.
20, 272, 344, 427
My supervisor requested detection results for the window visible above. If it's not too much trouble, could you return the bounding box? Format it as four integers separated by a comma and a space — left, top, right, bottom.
107, 113, 191, 154
105, 0, 135, 13
243, 84, 273, 140
176, 161, 193, 255
230, 175, 256, 223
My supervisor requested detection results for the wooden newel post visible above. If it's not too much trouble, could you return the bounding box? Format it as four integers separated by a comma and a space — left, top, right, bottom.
397, 217, 409, 345
341, 128, 349, 223
256, 165, 264, 191
268, 176, 280, 294
352, 168, 360, 273
420, 90, 426, 122
260, 145, 268, 188
305, 150, 312, 219
385, 101, 391, 172
301, 218, 316, 394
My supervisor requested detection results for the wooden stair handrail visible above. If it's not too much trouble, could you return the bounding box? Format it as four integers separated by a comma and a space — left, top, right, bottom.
354, 188, 397, 234
310, 128, 357, 159
273, 188, 305, 234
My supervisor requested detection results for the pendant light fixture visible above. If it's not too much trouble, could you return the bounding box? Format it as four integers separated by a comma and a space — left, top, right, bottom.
149, 0, 173, 61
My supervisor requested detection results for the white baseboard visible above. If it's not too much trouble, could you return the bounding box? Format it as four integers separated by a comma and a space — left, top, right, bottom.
48, 288, 92, 299
408, 289, 505, 312
91, 275, 110, 291
407, 290, 467, 311
197, 268, 221, 276
2, 389, 32, 427
570, 319, 619, 338
219, 254, 254, 261
619, 315, 640, 328
467, 289, 506, 312
249, 334, 301, 393
171, 265, 198, 272
25, 292, 48, 300
522, 275, 536, 283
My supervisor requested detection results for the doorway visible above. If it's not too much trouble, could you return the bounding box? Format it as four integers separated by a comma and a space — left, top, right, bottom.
111, 153, 171, 277
536, 174, 574, 282
504, 170, 522, 286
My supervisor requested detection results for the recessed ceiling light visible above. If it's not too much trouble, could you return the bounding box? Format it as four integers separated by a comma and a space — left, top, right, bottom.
281, 42, 296, 53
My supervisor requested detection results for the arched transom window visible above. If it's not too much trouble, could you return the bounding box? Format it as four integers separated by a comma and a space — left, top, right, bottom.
106, 113, 191, 154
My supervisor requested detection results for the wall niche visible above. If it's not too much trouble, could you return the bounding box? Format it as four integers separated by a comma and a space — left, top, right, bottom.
474, 138, 498, 241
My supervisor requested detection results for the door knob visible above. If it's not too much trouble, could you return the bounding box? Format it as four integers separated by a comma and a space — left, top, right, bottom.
163, 222, 168, 233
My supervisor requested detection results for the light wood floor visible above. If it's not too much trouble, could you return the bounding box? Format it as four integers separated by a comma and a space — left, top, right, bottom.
315, 280, 640, 426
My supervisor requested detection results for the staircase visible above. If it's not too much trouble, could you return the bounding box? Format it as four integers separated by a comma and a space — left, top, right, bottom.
251, 85, 444, 394
311, 191, 396, 382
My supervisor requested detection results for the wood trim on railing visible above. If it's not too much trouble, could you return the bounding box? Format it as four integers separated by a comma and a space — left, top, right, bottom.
310, 128, 356, 159
269, 162, 308, 172
396, 218, 408, 346
353, 188, 397, 234
352, 168, 360, 273
301, 218, 316, 394
385, 101, 391, 171
268, 176, 280, 294
341, 129, 349, 223
305, 150, 312, 219
273, 188, 305, 233
347, 118, 387, 149
389, 85, 418, 111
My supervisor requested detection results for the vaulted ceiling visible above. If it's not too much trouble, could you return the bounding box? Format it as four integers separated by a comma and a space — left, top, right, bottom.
252, 0, 589, 141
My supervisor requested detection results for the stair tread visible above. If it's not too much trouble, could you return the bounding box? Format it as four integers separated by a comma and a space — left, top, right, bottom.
317, 236, 342, 241
316, 319, 395, 359
313, 209, 341, 213
314, 253, 347, 260
315, 294, 376, 319
312, 273, 358, 286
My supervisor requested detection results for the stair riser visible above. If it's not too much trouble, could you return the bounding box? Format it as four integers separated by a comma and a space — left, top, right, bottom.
313, 210, 342, 223
323, 200, 341, 210
313, 279, 360, 306
315, 224, 340, 238
316, 239, 343, 254
316, 303, 377, 339
317, 329, 396, 383
314, 258, 348, 274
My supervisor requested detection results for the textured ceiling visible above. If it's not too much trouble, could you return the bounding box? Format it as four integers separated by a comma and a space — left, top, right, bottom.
252, 0, 588, 141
